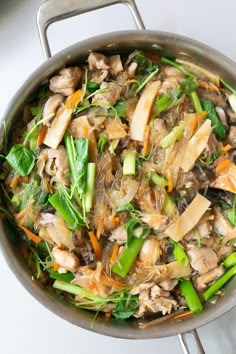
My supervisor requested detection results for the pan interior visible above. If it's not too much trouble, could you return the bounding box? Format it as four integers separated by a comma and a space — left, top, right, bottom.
1, 30, 236, 339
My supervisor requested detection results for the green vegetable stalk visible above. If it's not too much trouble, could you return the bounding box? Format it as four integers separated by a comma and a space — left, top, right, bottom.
169, 238, 189, 267
202, 99, 226, 139
84, 162, 96, 212
149, 172, 168, 188
190, 91, 203, 113
179, 279, 203, 313
155, 94, 174, 113
223, 252, 236, 269
160, 122, 184, 148
48, 191, 85, 229
123, 150, 136, 176
203, 265, 236, 301
112, 236, 145, 278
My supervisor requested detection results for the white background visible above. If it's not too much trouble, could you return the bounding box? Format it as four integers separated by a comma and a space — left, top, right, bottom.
1, 1, 236, 353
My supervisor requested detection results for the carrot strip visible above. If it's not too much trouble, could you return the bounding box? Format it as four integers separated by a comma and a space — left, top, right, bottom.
110, 243, 119, 264
65, 89, 83, 110
53, 261, 60, 271
104, 312, 112, 322
169, 310, 192, 321
197, 80, 219, 92
96, 217, 104, 240
88, 231, 102, 259
9, 174, 20, 189
113, 216, 120, 224
142, 125, 151, 157
215, 158, 231, 176
18, 224, 42, 244
221, 144, 232, 153
36, 125, 48, 147
167, 170, 173, 193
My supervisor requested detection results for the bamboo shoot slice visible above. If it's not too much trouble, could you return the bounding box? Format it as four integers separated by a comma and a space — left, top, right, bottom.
130, 80, 161, 142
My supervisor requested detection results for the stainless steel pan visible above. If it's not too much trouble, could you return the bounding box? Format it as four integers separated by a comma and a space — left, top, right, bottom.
1, 1, 236, 353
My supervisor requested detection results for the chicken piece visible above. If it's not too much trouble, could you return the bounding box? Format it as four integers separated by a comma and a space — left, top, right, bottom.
109, 225, 127, 245
52, 247, 79, 273
227, 126, 236, 148
139, 237, 161, 265
140, 211, 168, 232
187, 248, 218, 274
92, 82, 122, 107
37, 145, 70, 186
131, 282, 155, 295
195, 265, 225, 291
88, 52, 109, 70
43, 106, 72, 149
89, 69, 108, 84
159, 279, 178, 291
150, 285, 170, 299
49, 67, 83, 96
159, 66, 185, 95
42, 94, 65, 125
37, 213, 74, 250
135, 294, 177, 317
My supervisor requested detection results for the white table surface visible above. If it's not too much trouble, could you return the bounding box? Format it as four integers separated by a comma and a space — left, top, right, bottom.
1, 1, 236, 353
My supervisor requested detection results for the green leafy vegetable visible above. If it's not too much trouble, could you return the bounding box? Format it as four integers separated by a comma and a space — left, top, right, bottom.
30, 106, 42, 117
6, 144, 35, 176
112, 291, 139, 319
135, 65, 159, 94
116, 203, 140, 216
108, 98, 126, 118
203, 264, 236, 301
3, 216, 19, 243
132, 52, 151, 69
87, 82, 100, 94
202, 99, 226, 139
179, 279, 203, 313
161, 57, 184, 72
179, 78, 197, 94
220, 78, 236, 95
64, 133, 89, 196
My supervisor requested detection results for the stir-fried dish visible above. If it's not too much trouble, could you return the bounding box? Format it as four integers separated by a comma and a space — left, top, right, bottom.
1, 50, 236, 324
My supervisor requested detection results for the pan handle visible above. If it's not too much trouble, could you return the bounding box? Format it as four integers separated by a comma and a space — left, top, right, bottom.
178, 329, 205, 354
37, 0, 145, 60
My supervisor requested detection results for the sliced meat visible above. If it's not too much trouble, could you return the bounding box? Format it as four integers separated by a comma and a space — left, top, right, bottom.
159, 279, 178, 291
89, 69, 108, 84
92, 82, 122, 107
49, 67, 83, 96
187, 248, 218, 274
105, 117, 127, 139
52, 247, 79, 272
214, 212, 233, 237
195, 265, 225, 290
140, 211, 168, 232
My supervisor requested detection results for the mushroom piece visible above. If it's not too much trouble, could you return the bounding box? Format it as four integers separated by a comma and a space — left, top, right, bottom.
37, 145, 70, 186
49, 67, 83, 96
52, 247, 79, 273
42, 94, 65, 125
195, 265, 225, 291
